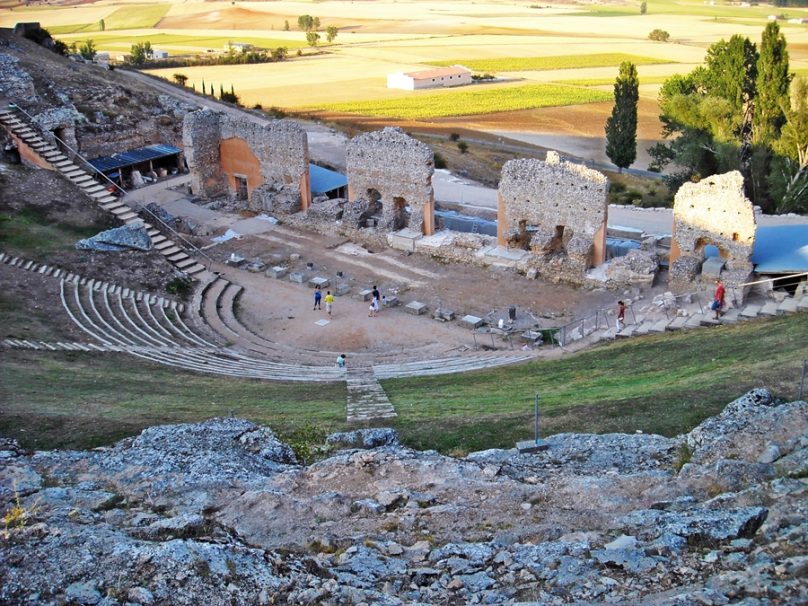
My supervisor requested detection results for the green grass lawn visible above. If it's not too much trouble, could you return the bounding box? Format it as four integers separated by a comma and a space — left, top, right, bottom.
384, 314, 808, 454
0, 208, 108, 259
428, 54, 671, 73
0, 351, 348, 450
311, 83, 611, 119
1, 314, 805, 454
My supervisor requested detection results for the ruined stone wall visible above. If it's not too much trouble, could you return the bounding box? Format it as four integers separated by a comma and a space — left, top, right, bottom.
670, 171, 756, 293
0, 54, 37, 102
346, 127, 435, 235
183, 111, 310, 212
497, 152, 608, 284
182, 109, 226, 198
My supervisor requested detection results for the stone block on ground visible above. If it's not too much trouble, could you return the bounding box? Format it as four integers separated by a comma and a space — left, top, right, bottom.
335, 283, 351, 296
289, 271, 308, 284
387, 228, 422, 253
309, 276, 330, 289
225, 253, 246, 267
383, 296, 399, 308
433, 308, 455, 322
404, 301, 427, 315
358, 289, 373, 301
461, 314, 484, 329
246, 259, 266, 273
520, 330, 543, 344
267, 266, 287, 279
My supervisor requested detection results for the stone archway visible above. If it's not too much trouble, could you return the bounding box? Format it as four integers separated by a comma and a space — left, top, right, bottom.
392, 196, 410, 230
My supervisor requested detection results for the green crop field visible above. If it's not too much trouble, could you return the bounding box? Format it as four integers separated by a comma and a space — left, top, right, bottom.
554, 75, 671, 86
312, 83, 611, 119
46, 4, 171, 35
570, 0, 775, 19
55, 32, 307, 52
428, 54, 672, 73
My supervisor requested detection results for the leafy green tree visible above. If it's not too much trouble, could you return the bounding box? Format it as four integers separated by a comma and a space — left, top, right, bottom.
284, 20, 290, 31
640, 1, 647, 14
298, 15, 320, 31
605, 61, 639, 171
173, 73, 188, 87
768, 77, 808, 212
271, 47, 288, 61
78, 39, 96, 60
306, 31, 321, 47
326, 25, 338, 43
99, 18, 105, 32
648, 29, 669, 42
130, 41, 153, 66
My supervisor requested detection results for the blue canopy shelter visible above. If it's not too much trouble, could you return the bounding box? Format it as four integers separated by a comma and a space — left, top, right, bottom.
310, 163, 348, 198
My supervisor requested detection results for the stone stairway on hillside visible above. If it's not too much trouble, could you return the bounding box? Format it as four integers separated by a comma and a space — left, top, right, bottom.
346, 365, 397, 423
0, 106, 206, 279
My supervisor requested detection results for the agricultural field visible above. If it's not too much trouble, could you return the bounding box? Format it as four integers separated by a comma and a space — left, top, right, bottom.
3, 0, 808, 166
428, 54, 671, 73
312, 83, 612, 120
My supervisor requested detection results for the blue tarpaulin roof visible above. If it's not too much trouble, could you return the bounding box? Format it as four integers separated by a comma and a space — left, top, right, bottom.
752, 224, 808, 273
310, 163, 348, 195
88, 144, 181, 173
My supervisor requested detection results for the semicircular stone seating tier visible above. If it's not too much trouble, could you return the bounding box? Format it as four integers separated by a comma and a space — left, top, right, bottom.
194, 274, 539, 377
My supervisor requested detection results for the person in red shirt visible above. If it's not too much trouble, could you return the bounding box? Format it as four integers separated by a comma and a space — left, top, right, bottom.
712, 279, 726, 319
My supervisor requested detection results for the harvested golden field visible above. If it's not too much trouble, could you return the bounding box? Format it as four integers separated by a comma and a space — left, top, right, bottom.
6, 0, 808, 166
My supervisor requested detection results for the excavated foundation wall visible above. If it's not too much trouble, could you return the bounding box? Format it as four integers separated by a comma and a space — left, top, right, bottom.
669, 171, 756, 297
498, 152, 608, 284
183, 110, 310, 213
346, 127, 435, 235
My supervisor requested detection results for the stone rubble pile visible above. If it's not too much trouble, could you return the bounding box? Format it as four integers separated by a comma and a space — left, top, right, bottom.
1, 388, 806, 605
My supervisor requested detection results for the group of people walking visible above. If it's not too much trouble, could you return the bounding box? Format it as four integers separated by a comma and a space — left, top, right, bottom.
314, 285, 384, 368
312, 285, 335, 318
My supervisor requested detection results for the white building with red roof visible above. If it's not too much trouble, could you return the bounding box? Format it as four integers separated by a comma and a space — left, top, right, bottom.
387, 65, 472, 90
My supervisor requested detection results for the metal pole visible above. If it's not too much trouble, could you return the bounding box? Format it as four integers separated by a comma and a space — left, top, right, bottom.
800, 359, 807, 401
534, 393, 540, 444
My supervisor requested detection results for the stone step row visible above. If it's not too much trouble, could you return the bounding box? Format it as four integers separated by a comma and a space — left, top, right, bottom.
373, 351, 536, 379
346, 367, 397, 422
0, 109, 206, 279
58, 277, 345, 382
0, 251, 186, 313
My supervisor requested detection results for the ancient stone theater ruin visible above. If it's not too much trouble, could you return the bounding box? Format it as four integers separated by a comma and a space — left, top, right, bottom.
183, 110, 311, 214
497, 151, 608, 283
345, 127, 435, 235
669, 171, 756, 295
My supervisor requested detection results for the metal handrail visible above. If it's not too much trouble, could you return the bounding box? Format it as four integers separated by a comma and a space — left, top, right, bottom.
6, 102, 212, 267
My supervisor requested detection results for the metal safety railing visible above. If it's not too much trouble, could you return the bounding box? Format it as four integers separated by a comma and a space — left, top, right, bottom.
5, 102, 213, 268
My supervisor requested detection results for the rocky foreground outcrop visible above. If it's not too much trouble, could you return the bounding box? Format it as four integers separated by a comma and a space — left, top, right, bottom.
1, 389, 807, 605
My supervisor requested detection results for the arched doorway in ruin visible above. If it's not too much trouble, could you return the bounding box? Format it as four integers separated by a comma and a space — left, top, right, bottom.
508, 220, 532, 251
694, 236, 729, 272
392, 196, 410, 230
360, 188, 383, 228
544, 225, 569, 255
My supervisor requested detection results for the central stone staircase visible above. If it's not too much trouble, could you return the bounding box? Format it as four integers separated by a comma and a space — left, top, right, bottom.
346, 365, 397, 422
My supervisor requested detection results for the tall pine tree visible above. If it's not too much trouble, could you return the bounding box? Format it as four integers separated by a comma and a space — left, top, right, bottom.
605, 61, 639, 171
754, 21, 791, 144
